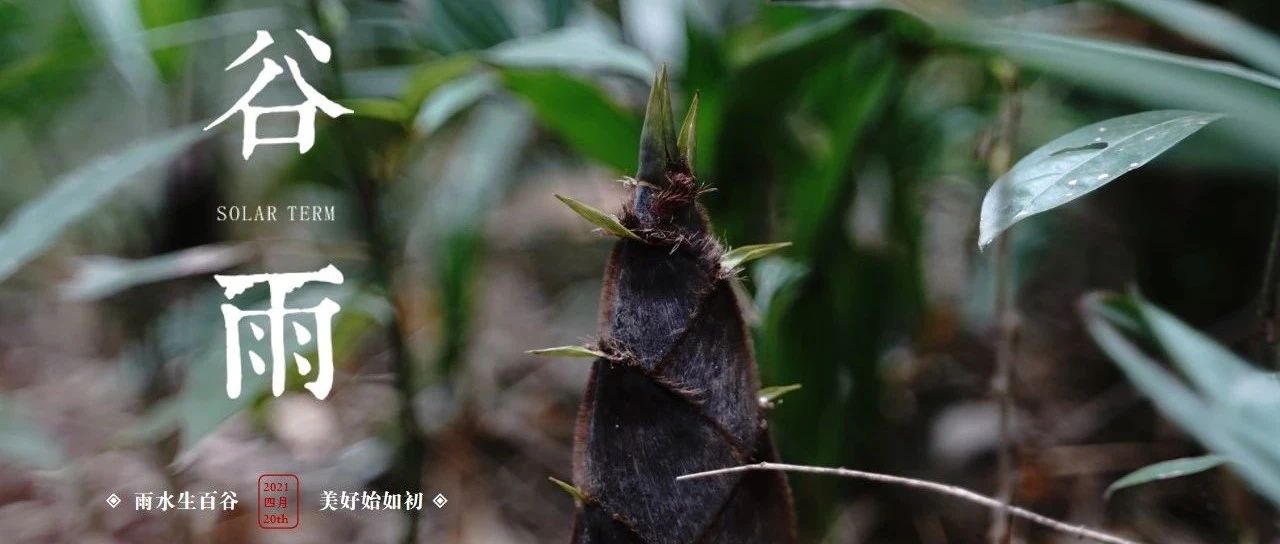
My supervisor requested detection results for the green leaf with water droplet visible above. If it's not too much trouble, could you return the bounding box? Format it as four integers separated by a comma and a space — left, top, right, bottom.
758, 384, 802, 403
722, 242, 793, 271
1105, 454, 1225, 498
554, 194, 642, 240
978, 110, 1222, 249
526, 345, 605, 358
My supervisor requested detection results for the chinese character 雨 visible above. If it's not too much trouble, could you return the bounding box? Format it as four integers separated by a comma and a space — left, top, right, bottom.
205, 30, 353, 159
215, 265, 344, 400
135, 492, 153, 511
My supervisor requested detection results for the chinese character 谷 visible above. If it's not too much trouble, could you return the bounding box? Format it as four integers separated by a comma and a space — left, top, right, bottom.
205, 30, 353, 159
220, 492, 239, 511
215, 264, 344, 400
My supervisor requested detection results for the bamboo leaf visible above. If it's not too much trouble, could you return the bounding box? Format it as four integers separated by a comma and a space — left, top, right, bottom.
501, 69, 640, 172
1109, 0, 1280, 77
143, 8, 289, 50
1105, 455, 1226, 499
526, 345, 605, 358
344, 98, 413, 124
1083, 293, 1280, 506
722, 242, 793, 271
401, 55, 478, 111
0, 125, 207, 285
425, 0, 515, 53
62, 243, 250, 301
554, 194, 642, 240
677, 91, 699, 171
978, 111, 1221, 249
76, 0, 161, 98
961, 27, 1280, 160
549, 476, 587, 502
750, 257, 808, 320
420, 103, 533, 379
414, 72, 495, 135
957, 24, 1280, 92
758, 383, 803, 404
487, 25, 654, 80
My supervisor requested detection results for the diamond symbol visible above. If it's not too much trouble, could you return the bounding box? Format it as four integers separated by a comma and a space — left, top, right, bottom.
105, 493, 121, 508
432, 493, 447, 508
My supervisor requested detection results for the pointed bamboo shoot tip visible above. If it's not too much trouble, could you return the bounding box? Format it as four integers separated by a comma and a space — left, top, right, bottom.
637, 65, 677, 185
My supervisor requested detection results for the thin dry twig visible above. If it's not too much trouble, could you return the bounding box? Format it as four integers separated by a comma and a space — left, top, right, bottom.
677, 462, 1140, 544
988, 60, 1023, 544
1258, 170, 1280, 365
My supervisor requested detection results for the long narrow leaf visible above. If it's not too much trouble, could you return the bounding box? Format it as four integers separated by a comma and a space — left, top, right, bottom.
962, 27, 1280, 159
0, 125, 207, 284
1105, 455, 1225, 498
1083, 294, 1280, 506
487, 25, 654, 80
76, 0, 161, 97
1109, 0, 1280, 77
415, 72, 495, 134
61, 244, 250, 301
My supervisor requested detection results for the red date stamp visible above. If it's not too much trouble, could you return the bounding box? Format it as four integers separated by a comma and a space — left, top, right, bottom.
257, 474, 299, 529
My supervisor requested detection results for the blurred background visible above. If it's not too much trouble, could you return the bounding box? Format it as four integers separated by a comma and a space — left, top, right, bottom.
2, 0, 1280, 542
